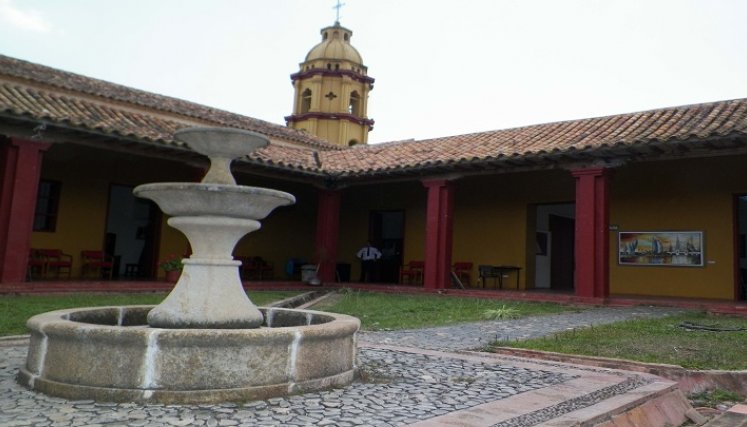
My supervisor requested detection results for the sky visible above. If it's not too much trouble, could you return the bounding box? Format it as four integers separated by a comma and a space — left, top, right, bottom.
1, 0, 746, 144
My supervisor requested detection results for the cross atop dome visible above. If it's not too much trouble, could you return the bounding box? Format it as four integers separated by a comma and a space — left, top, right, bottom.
333, 0, 345, 24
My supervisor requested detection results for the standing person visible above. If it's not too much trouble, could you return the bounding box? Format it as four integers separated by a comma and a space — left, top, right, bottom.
356, 241, 382, 283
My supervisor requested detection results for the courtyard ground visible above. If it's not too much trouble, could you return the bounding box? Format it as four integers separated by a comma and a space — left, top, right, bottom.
4, 302, 743, 426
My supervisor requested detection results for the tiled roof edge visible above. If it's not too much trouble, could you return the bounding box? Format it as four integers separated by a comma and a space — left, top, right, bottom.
0, 54, 341, 150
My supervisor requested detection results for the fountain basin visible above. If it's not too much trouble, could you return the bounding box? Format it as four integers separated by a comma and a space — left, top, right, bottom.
175, 127, 269, 159
133, 183, 295, 219
18, 306, 360, 404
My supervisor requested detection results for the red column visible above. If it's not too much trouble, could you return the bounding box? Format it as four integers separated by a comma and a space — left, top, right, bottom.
314, 189, 341, 283
0, 138, 50, 283
422, 179, 455, 290
571, 167, 611, 300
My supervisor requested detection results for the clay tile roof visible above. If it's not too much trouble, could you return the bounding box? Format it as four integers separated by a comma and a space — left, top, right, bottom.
320, 98, 747, 175
2, 54, 747, 179
0, 54, 339, 151
246, 143, 321, 172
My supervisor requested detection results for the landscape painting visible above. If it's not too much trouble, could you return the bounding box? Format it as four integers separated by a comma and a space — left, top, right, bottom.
618, 231, 703, 267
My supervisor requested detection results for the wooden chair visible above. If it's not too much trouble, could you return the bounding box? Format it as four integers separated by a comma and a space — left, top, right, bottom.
452, 262, 473, 287
241, 256, 274, 280
80, 250, 114, 280
26, 249, 46, 281
36, 249, 72, 279
236, 256, 253, 280
399, 260, 424, 285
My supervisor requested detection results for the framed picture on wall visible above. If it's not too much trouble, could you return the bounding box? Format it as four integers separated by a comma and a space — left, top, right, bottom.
618, 231, 703, 267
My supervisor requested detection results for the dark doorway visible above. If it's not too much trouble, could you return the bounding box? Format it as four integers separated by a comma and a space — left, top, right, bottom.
549, 214, 575, 291
105, 185, 160, 279
736, 195, 747, 300
369, 210, 405, 283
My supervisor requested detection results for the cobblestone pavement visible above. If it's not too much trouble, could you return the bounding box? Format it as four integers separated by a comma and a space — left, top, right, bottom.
359, 306, 684, 351
1, 346, 574, 426
0, 306, 684, 426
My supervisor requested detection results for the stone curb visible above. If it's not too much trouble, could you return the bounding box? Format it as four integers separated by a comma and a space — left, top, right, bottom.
492, 347, 747, 395
537, 382, 690, 427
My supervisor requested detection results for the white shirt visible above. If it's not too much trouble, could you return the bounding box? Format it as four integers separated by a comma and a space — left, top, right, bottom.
356, 246, 382, 261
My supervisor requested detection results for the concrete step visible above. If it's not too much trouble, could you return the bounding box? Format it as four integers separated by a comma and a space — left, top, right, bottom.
590, 389, 698, 427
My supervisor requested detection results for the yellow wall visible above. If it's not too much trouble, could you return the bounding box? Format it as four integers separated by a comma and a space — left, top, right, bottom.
609, 155, 747, 299
454, 171, 575, 288
31, 144, 194, 277
233, 175, 316, 279
335, 171, 577, 286
32, 141, 746, 299
338, 181, 426, 281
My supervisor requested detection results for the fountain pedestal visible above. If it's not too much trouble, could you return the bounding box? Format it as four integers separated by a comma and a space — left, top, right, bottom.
147, 215, 263, 328
132, 128, 295, 329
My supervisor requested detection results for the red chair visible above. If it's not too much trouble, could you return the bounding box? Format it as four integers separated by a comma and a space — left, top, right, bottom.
452, 262, 473, 287
36, 249, 72, 279
80, 250, 114, 280
399, 261, 424, 285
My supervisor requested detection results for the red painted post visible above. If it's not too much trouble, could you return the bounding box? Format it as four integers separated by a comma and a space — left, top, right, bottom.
314, 189, 341, 283
422, 179, 455, 290
0, 138, 50, 283
571, 168, 610, 299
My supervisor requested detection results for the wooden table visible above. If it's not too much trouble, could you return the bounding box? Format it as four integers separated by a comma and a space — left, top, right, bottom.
478, 265, 522, 289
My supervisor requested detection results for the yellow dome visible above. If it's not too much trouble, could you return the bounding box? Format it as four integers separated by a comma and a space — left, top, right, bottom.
305, 23, 363, 64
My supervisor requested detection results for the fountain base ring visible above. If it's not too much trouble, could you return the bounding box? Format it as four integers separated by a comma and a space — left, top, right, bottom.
18, 367, 355, 405
18, 306, 359, 404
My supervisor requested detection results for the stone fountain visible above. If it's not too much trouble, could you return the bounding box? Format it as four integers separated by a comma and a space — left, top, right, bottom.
17, 127, 360, 404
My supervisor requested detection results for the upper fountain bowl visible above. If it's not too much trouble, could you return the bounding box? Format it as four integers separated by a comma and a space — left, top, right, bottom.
133, 183, 295, 219
175, 127, 269, 159
134, 127, 295, 219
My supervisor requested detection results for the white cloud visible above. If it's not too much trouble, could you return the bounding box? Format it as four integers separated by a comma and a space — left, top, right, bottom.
0, 0, 50, 32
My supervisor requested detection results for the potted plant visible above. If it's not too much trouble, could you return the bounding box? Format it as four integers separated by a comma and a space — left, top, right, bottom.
160, 255, 183, 282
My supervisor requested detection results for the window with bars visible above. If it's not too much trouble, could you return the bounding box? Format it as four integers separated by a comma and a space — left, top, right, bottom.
301, 88, 312, 113
348, 91, 360, 116
33, 180, 61, 232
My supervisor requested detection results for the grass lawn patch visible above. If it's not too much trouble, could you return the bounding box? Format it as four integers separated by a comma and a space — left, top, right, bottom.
494, 311, 747, 370
0, 291, 300, 336
314, 290, 574, 330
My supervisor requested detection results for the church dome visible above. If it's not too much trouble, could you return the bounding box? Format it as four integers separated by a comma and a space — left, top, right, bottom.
305, 23, 363, 64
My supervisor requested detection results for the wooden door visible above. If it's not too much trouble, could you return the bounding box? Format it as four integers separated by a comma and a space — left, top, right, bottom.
549, 214, 575, 291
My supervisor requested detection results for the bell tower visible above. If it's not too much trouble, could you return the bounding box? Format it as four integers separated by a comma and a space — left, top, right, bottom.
285, 22, 374, 147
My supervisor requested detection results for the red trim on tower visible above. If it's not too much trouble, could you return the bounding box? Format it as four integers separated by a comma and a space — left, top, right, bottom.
314, 189, 341, 283
422, 180, 455, 290
285, 112, 375, 130
572, 168, 611, 300
0, 138, 50, 283
290, 69, 375, 85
